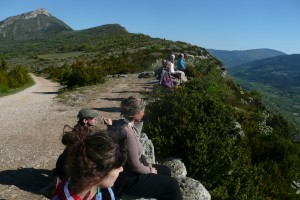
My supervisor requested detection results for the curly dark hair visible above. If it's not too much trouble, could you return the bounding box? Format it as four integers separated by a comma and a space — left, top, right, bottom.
62, 127, 127, 194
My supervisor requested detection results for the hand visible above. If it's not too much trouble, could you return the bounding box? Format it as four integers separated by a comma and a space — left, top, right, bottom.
150, 167, 157, 174
103, 118, 112, 126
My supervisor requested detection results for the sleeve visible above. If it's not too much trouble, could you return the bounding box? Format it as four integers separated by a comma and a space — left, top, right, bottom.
159, 70, 165, 85
120, 126, 151, 174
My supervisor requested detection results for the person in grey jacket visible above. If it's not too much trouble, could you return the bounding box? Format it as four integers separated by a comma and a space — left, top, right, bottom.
113, 96, 182, 200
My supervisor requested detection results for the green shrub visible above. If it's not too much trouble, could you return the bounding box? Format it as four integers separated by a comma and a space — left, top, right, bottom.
0, 58, 8, 71
66, 60, 105, 88
144, 86, 237, 187
7, 65, 33, 88
144, 72, 300, 199
43, 64, 72, 82
0, 70, 8, 92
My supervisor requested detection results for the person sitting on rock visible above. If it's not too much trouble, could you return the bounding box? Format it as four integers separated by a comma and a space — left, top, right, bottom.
177, 53, 191, 78
51, 108, 113, 196
112, 96, 183, 200
166, 60, 187, 85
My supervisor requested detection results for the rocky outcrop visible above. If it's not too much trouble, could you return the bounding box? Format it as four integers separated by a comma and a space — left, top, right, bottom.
0, 8, 72, 39
0, 9, 50, 29
161, 159, 211, 200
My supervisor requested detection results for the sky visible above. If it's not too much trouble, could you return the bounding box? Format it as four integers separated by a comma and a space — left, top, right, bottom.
1, 0, 299, 54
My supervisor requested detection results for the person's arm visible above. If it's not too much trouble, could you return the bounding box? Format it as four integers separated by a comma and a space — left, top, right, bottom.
121, 126, 152, 174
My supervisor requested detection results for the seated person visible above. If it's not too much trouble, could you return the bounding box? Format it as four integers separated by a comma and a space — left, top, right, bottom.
113, 96, 183, 200
166, 60, 187, 84
177, 53, 191, 78
159, 63, 174, 88
52, 128, 127, 200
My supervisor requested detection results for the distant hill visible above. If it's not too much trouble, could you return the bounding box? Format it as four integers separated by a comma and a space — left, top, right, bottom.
0, 8, 132, 56
0, 8, 72, 40
208, 48, 286, 67
227, 54, 300, 129
228, 54, 300, 90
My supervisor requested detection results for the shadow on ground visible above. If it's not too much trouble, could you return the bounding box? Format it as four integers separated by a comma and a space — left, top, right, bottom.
0, 168, 53, 198
93, 107, 121, 113
99, 97, 124, 102
32, 91, 59, 95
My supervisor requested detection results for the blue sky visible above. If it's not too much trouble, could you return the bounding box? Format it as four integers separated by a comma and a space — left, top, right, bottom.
1, 0, 299, 54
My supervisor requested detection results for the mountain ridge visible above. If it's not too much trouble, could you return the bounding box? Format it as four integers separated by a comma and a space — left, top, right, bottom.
0, 8, 72, 40
228, 54, 300, 89
208, 48, 287, 67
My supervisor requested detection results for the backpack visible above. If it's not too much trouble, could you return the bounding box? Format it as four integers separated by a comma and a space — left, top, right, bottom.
160, 69, 174, 88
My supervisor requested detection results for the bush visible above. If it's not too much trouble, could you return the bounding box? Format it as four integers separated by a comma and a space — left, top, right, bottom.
7, 66, 33, 88
143, 73, 300, 199
0, 70, 8, 92
143, 86, 237, 188
66, 60, 105, 88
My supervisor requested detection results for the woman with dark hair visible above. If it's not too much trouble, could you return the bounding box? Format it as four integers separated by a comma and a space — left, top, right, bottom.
113, 96, 183, 200
54, 108, 112, 181
52, 127, 127, 200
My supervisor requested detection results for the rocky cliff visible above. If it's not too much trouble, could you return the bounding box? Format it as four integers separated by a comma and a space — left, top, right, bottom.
0, 8, 72, 39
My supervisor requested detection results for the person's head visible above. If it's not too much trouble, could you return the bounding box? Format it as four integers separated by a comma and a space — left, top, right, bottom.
120, 96, 146, 122
62, 128, 127, 193
165, 61, 172, 71
77, 108, 99, 127
168, 51, 175, 62
162, 59, 167, 67
179, 53, 184, 58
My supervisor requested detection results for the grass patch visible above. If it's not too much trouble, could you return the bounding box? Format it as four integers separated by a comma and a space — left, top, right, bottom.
0, 80, 34, 97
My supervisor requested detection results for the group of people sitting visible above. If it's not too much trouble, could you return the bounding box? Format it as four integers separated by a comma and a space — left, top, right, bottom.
51, 96, 183, 200
158, 52, 190, 89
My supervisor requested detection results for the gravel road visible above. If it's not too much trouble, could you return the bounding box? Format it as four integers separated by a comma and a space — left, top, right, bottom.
0, 73, 156, 199
0, 74, 77, 199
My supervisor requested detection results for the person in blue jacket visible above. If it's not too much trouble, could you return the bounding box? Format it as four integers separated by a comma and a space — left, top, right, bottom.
177, 53, 186, 71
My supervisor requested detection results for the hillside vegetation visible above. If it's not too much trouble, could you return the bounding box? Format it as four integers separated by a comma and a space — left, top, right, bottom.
228, 54, 300, 129
0, 57, 33, 94
144, 62, 300, 199
1, 10, 300, 199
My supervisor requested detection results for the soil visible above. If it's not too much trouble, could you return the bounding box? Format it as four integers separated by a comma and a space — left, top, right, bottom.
0, 73, 157, 200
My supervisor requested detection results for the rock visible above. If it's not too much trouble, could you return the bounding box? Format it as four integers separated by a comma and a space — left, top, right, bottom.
138, 71, 155, 78
125, 133, 212, 200
162, 159, 211, 200
139, 132, 155, 164
178, 177, 211, 200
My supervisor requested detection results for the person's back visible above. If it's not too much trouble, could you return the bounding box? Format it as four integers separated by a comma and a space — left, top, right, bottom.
177, 53, 185, 70
159, 68, 174, 88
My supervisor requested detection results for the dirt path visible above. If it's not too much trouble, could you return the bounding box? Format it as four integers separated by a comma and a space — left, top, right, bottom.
0, 73, 157, 199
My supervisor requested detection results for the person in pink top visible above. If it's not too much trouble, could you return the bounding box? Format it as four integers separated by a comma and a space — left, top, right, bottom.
113, 96, 182, 200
